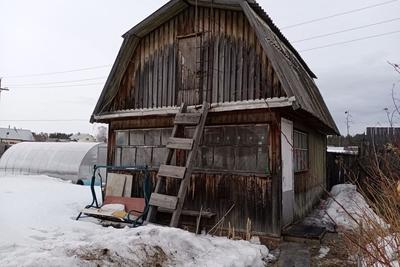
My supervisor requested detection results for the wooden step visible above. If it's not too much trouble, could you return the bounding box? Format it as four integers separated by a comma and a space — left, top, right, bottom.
149, 193, 178, 210
157, 165, 186, 179
167, 137, 194, 150
174, 113, 201, 125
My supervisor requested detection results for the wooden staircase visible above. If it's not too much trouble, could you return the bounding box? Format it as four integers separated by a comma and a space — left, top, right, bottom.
146, 102, 210, 227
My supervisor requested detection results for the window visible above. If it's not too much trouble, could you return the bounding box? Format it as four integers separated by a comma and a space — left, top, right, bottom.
114, 128, 170, 167
190, 124, 270, 173
293, 130, 308, 172
114, 125, 270, 174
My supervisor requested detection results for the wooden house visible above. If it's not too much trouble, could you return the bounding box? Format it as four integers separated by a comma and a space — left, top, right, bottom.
91, 0, 339, 238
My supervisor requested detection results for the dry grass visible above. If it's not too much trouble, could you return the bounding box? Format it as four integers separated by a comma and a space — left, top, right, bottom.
338, 145, 400, 266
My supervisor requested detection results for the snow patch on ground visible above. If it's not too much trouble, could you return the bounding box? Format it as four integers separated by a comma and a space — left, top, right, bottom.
0, 175, 270, 267
303, 184, 383, 231
317, 246, 330, 259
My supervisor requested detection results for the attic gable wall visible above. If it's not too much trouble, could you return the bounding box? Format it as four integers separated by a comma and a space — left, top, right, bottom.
108, 6, 286, 112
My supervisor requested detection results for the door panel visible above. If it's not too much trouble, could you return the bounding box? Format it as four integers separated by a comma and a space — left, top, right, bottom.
177, 35, 201, 105
281, 118, 294, 227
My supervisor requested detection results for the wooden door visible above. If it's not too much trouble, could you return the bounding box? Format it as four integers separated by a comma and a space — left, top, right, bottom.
177, 35, 202, 106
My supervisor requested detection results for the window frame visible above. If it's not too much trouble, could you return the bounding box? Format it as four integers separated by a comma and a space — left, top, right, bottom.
113, 124, 271, 176
293, 129, 309, 173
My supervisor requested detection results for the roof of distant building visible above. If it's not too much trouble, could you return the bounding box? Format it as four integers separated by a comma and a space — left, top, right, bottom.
0, 127, 34, 141
327, 146, 359, 155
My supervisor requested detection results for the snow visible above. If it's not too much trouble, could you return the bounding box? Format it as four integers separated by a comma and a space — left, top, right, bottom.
303, 184, 384, 231
0, 175, 270, 266
317, 246, 330, 259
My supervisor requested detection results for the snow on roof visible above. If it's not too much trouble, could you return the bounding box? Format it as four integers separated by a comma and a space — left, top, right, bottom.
0, 142, 106, 182
0, 127, 34, 141
327, 146, 358, 155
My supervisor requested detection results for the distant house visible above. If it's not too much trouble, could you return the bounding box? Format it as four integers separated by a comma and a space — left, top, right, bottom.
70, 133, 97, 143
0, 127, 34, 145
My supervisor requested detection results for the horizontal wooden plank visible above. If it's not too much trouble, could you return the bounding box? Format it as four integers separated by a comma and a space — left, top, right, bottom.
158, 207, 216, 218
158, 165, 186, 179
149, 193, 178, 210
167, 137, 194, 150
174, 113, 201, 125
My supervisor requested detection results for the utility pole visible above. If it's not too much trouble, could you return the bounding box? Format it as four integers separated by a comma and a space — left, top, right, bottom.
345, 110, 352, 147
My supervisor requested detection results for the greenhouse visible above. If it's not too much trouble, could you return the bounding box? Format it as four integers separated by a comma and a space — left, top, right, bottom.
0, 142, 107, 183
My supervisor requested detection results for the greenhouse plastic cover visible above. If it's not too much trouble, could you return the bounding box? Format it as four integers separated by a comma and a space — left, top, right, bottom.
0, 142, 107, 182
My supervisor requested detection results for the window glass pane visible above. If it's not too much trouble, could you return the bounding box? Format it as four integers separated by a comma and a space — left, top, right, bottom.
130, 131, 144, 146
136, 147, 152, 166
255, 126, 268, 145
204, 127, 222, 145
116, 131, 129, 146
223, 127, 236, 145
197, 147, 213, 169
161, 128, 173, 145
256, 146, 269, 173
152, 147, 168, 167
214, 146, 235, 170
293, 130, 308, 172
235, 147, 257, 171
144, 129, 161, 146
114, 147, 122, 166
121, 147, 136, 166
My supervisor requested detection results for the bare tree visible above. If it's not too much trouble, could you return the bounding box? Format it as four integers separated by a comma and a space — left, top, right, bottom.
384, 62, 400, 126
383, 106, 396, 127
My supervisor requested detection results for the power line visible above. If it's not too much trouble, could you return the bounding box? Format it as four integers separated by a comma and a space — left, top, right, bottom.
12, 82, 104, 89
293, 17, 400, 43
3, 65, 111, 79
282, 0, 398, 30
299, 30, 400, 52
7, 76, 107, 86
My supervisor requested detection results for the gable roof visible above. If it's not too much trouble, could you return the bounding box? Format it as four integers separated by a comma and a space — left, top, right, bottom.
0, 128, 34, 142
92, 0, 339, 135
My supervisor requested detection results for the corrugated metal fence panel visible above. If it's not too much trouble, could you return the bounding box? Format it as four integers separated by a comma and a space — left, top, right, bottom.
366, 127, 400, 146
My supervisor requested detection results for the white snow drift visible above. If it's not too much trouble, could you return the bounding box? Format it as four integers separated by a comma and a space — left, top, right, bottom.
0, 175, 270, 267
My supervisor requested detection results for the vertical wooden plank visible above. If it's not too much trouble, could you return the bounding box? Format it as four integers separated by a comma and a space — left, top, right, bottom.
261, 52, 268, 99
230, 11, 238, 101
143, 35, 150, 108
149, 33, 155, 108
203, 7, 210, 103
236, 12, 244, 101
162, 24, 169, 107
178, 10, 184, 36
153, 30, 159, 108
219, 10, 226, 102
248, 29, 255, 100
242, 20, 249, 101
272, 72, 279, 97
168, 19, 175, 106
158, 27, 164, 107
135, 43, 142, 109
140, 39, 146, 108
267, 55, 274, 98
212, 9, 219, 103
224, 10, 232, 102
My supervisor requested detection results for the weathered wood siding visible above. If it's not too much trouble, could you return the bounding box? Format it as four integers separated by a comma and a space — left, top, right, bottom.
108, 110, 282, 236
293, 122, 326, 220
109, 6, 285, 112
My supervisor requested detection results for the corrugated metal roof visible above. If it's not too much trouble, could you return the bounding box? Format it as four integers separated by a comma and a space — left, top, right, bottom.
0, 128, 34, 141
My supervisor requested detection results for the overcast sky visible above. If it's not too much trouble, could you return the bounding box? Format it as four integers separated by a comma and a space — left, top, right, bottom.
0, 0, 399, 135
